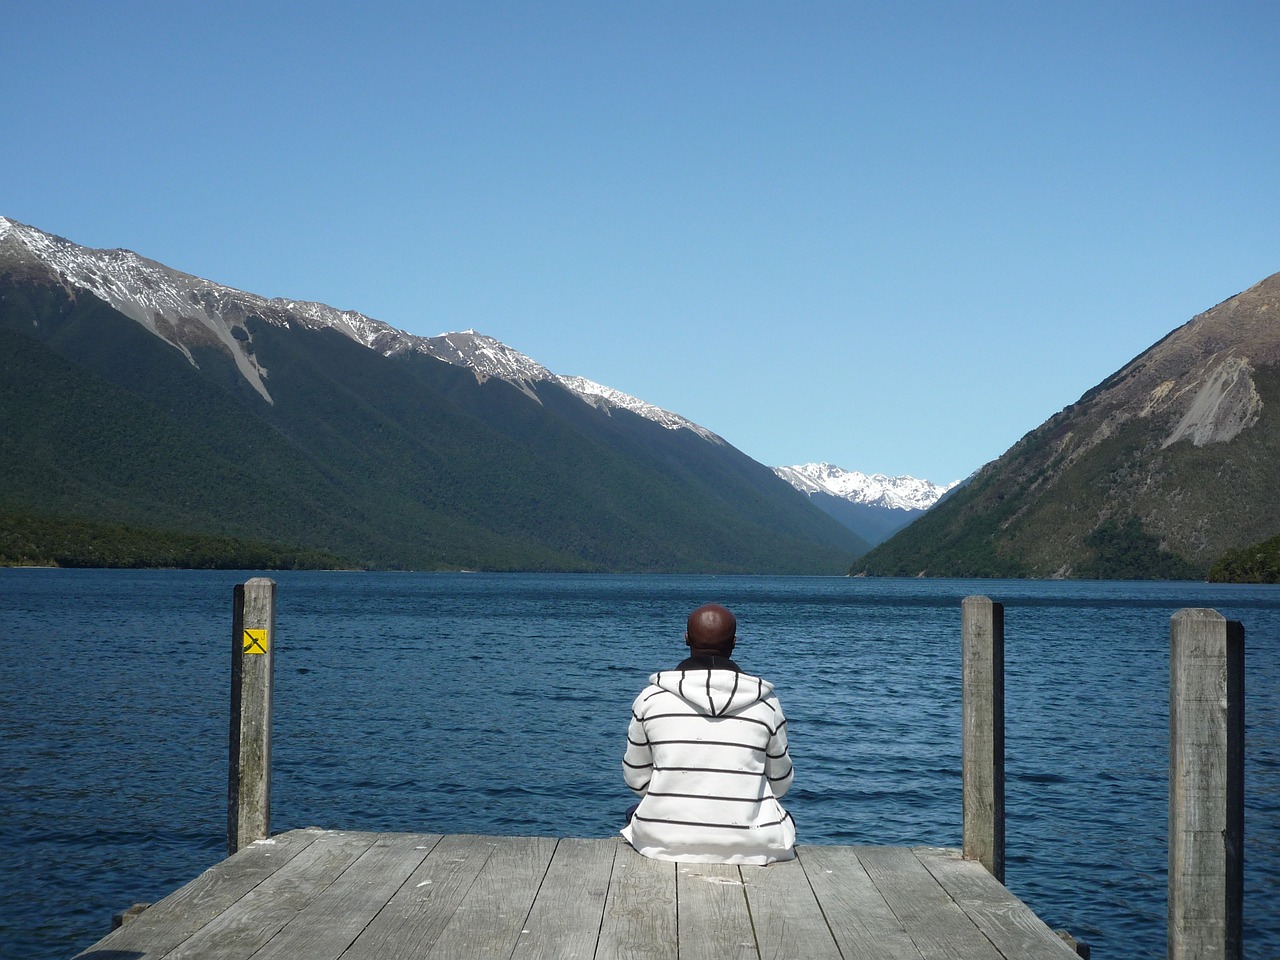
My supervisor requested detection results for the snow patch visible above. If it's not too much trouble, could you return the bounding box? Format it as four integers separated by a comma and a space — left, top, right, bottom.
773, 462, 957, 511
1, 217, 275, 402
0, 216, 731, 443
557, 376, 724, 443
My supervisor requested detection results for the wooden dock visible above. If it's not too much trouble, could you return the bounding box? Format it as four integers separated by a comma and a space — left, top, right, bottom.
75, 828, 1079, 959
72, 584, 1252, 959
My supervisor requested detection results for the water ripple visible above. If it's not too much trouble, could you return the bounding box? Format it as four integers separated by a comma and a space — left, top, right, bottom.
2, 570, 1277, 960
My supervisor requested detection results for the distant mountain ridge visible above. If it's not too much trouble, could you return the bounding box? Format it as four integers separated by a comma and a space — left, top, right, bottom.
0, 216, 868, 572
773, 463, 956, 510
0, 217, 721, 441
772, 463, 958, 545
856, 270, 1280, 578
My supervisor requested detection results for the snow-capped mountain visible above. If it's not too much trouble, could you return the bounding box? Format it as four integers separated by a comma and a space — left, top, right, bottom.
773, 463, 957, 511
770, 462, 959, 546
558, 375, 721, 443
0, 216, 718, 440
1, 216, 870, 572
1, 217, 280, 401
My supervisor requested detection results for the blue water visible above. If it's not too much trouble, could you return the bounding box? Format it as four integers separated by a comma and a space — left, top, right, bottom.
1, 570, 1277, 959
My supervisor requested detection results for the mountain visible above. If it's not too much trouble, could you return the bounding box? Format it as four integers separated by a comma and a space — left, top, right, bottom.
855, 271, 1280, 579
772, 463, 958, 545
0, 216, 724, 431
0, 216, 869, 572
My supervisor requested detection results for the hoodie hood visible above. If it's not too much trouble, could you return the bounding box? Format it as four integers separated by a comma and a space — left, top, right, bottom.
649, 668, 776, 719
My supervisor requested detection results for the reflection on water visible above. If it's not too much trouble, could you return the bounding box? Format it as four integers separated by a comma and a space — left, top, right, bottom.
2, 570, 1277, 958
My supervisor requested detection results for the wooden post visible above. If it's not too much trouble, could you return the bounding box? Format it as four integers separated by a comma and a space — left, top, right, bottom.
229, 577, 276, 856
1169, 608, 1244, 960
962, 595, 1005, 882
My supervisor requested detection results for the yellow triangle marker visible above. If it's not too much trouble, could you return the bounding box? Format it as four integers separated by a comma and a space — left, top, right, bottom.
243, 629, 269, 655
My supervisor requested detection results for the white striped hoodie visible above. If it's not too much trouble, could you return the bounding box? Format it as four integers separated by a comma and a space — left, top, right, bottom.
621, 660, 795, 864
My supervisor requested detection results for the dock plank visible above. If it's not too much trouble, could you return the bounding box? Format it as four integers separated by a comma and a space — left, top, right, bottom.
251, 832, 438, 960
741, 856, 842, 960
856, 845, 1005, 960
676, 862, 757, 960
73, 828, 324, 960
510, 837, 617, 960
420, 834, 559, 960
162, 831, 380, 960
795, 845, 925, 960
595, 843, 677, 960
341, 833, 500, 960
74, 832, 1085, 960
917, 848, 1079, 958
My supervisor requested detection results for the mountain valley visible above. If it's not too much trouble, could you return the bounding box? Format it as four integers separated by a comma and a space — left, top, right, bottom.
6, 215, 1274, 580
0, 217, 871, 573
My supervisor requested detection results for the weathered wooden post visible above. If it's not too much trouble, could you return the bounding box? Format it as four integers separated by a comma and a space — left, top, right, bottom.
962, 595, 1005, 882
229, 577, 276, 856
1169, 608, 1244, 960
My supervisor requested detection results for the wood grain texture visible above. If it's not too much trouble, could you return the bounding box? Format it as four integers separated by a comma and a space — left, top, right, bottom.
740, 854, 842, 960
164, 830, 378, 960
420, 835, 558, 960
676, 862, 757, 960
510, 837, 617, 960
917, 847, 1079, 958
73, 832, 1083, 960
341, 833, 493, 960
795, 844, 925, 960
229, 577, 276, 855
1169, 609, 1244, 960
72, 828, 323, 958
251, 833, 436, 960
595, 844, 677, 960
961, 595, 1004, 883
855, 845, 1004, 960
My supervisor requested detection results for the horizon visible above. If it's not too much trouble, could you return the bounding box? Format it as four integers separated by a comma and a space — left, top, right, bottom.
5, 3, 1278, 484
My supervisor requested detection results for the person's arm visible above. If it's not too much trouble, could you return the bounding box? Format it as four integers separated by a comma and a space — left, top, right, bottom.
765, 697, 794, 798
622, 701, 653, 796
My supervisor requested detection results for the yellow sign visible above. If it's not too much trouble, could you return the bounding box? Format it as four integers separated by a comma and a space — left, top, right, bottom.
243, 629, 269, 655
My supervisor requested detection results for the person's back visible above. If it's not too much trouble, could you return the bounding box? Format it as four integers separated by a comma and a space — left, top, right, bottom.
621, 603, 795, 864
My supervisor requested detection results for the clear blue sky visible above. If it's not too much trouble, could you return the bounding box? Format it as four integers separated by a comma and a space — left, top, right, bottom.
6, 2, 1278, 483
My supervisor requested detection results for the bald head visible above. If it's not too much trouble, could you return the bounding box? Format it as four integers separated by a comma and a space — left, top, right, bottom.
685, 603, 737, 655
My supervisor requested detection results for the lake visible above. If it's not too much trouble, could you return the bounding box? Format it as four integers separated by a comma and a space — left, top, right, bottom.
2, 569, 1277, 958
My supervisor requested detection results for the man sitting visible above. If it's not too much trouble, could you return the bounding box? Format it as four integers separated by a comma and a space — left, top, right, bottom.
621, 603, 795, 864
